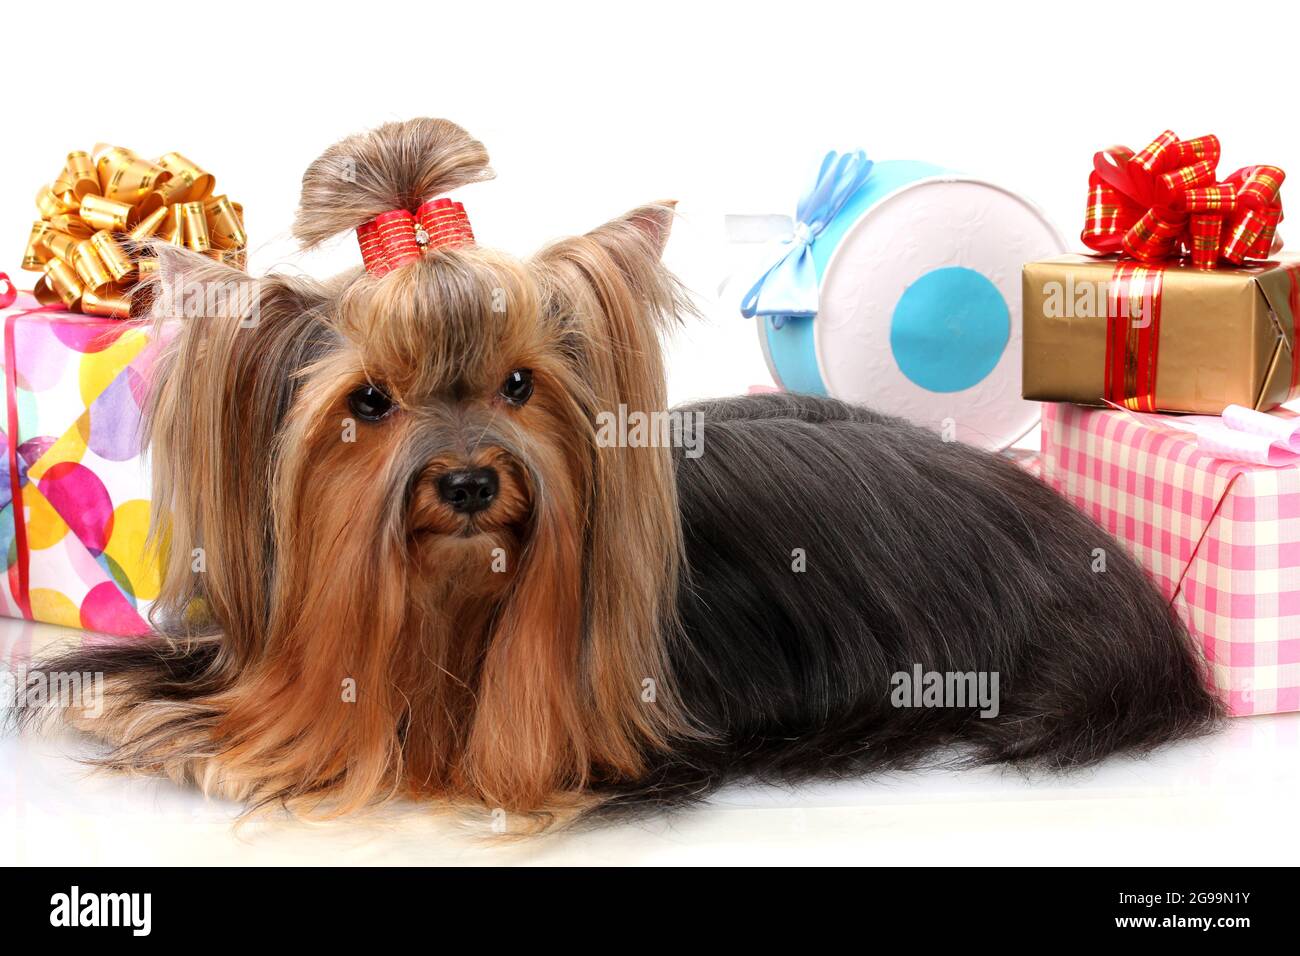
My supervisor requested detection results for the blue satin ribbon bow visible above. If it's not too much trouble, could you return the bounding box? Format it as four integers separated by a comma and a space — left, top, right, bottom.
739, 150, 874, 324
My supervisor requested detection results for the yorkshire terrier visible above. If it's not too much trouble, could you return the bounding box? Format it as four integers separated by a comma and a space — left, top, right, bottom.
32, 118, 1221, 825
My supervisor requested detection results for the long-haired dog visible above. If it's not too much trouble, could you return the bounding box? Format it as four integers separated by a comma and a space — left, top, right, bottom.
30, 118, 1222, 825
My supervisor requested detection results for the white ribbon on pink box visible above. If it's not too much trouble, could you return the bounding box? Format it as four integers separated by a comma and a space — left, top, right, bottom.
1121, 404, 1300, 467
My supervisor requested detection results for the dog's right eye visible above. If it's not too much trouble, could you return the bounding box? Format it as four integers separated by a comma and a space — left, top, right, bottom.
348, 384, 395, 422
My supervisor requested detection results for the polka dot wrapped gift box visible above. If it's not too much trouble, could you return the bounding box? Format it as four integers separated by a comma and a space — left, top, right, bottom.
736, 151, 1066, 451
0, 285, 162, 636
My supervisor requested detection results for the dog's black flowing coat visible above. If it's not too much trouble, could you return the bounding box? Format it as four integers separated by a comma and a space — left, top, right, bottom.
611, 392, 1221, 810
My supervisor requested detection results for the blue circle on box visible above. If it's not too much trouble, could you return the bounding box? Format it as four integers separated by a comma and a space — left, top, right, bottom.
889, 267, 1010, 393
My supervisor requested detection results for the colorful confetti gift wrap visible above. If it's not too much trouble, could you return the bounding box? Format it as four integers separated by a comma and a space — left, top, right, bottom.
0, 290, 162, 636
1042, 402, 1300, 716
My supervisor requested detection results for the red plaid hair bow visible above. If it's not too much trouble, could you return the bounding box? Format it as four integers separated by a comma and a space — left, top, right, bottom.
356, 198, 474, 276
1082, 130, 1285, 269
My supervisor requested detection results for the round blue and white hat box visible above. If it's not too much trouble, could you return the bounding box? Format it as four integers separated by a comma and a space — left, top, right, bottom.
742, 158, 1066, 451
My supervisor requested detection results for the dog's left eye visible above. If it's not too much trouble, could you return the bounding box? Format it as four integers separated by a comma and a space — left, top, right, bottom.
348, 384, 395, 422
500, 369, 534, 406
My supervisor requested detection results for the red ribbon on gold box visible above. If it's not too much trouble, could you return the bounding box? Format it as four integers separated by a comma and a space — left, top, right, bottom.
1081, 130, 1284, 270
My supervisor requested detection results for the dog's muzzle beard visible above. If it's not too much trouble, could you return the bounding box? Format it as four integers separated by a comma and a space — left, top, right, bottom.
407, 448, 534, 549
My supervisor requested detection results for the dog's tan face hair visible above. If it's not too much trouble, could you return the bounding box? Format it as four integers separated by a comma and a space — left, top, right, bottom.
128, 119, 694, 818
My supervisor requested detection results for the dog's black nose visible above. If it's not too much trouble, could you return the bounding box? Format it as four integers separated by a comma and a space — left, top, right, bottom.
437, 467, 499, 514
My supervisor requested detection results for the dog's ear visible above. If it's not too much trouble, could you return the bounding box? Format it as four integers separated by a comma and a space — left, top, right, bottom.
534, 201, 684, 394
585, 200, 676, 266
554, 201, 678, 314
142, 246, 337, 658
528, 204, 695, 777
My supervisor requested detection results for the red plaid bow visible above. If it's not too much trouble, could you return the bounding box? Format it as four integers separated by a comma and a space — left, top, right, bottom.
1082, 130, 1285, 269
356, 198, 474, 276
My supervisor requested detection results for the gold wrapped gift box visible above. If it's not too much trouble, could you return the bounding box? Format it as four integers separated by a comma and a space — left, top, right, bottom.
20, 145, 247, 318
1023, 253, 1300, 414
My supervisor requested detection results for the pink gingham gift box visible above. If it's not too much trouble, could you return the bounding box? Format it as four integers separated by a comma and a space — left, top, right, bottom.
1041, 403, 1300, 716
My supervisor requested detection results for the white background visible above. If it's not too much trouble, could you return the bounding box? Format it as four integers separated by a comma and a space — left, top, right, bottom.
3, 0, 1299, 865
6, 0, 1298, 405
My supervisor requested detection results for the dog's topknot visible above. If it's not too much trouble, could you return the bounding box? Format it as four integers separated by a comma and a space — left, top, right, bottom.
293, 117, 494, 250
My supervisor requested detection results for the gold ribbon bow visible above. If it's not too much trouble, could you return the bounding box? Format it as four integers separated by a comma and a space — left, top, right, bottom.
20, 145, 248, 317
